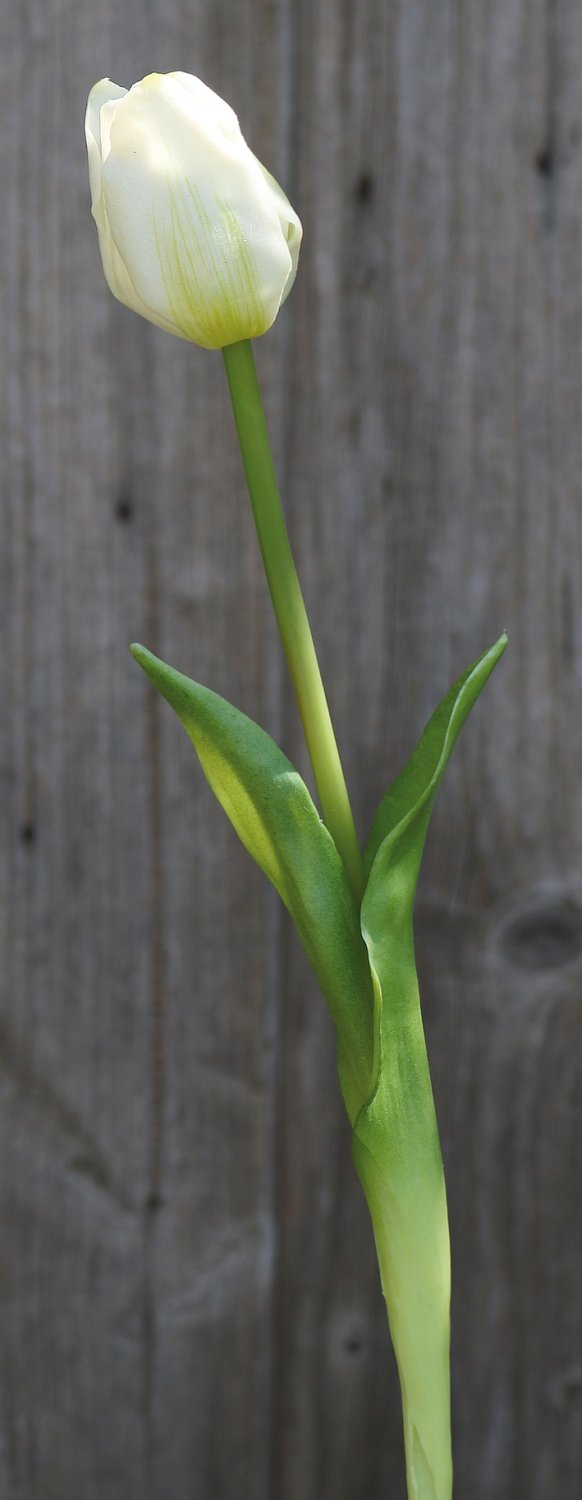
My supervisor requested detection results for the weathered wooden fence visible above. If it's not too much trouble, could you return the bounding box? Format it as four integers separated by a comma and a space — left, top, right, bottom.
2, 1, 581, 1496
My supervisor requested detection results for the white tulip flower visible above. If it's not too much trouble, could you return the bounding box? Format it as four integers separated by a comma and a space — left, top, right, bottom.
85, 72, 302, 348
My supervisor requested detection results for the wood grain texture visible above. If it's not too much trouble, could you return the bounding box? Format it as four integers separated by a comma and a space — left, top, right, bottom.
1, 0, 581, 1497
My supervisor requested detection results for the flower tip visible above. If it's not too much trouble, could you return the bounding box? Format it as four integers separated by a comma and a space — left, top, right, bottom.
134, 72, 163, 92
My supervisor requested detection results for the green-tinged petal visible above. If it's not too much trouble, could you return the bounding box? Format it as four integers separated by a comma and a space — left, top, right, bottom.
85, 71, 302, 347
131, 645, 375, 1120
353, 635, 507, 1500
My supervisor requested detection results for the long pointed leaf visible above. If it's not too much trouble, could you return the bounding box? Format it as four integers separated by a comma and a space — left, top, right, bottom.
131, 645, 375, 1120
353, 635, 507, 1500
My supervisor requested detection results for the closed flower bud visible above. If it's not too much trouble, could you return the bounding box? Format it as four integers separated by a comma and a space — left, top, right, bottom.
85, 72, 302, 349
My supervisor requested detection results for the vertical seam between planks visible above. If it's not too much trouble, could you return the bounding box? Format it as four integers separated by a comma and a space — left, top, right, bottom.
141, 523, 166, 1500
266, 0, 301, 1495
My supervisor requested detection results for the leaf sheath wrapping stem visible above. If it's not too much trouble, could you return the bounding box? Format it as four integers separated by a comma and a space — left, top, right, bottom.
350, 633, 508, 1500
131, 632, 507, 1500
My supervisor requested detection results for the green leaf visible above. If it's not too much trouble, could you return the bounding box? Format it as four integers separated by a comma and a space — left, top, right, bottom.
352, 634, 507, 1500
364, 634, 508, 882
131, 645, 375, 1122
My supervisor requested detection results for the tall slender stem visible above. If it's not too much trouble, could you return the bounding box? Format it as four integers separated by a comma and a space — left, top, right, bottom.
222, 338, 364, 904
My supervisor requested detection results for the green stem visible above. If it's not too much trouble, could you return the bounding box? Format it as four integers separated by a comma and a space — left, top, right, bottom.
222, 339, 364, 904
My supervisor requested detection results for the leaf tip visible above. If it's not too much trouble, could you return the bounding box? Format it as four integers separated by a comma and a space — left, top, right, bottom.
488, 631, 509, 670
129, 642, 171, 697
476, 632, 508, 679
130, 641, 162, 675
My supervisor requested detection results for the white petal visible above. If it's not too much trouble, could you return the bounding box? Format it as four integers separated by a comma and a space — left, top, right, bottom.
256, 163, 302, 306
85, 78, 126, 181
101, 78, 281, 343
85, 80, 126, 239
86, 70, 302, 347
164, 72, 240, 141
85, 79, 174, 331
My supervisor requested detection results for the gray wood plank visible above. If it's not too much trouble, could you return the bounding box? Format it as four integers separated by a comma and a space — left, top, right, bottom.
1, 2, 291, 1496
272, 0, 582, 1497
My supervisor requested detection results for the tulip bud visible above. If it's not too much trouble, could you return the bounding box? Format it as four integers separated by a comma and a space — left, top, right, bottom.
85, 72, 302, 349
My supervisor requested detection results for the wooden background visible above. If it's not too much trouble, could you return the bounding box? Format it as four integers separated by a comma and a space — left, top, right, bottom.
1, 0, 581, 1495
